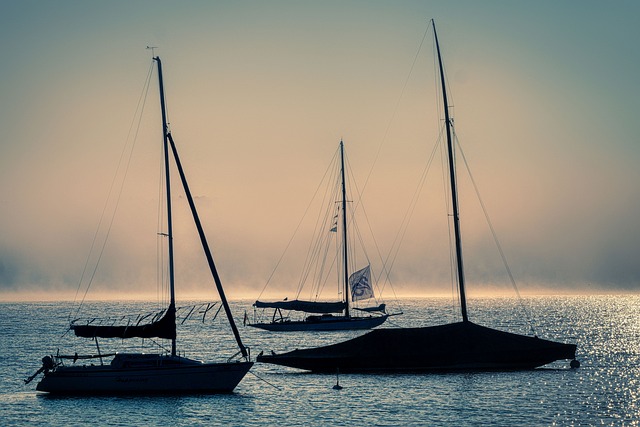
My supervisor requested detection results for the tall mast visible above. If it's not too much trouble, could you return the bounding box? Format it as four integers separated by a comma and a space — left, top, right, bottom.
339, 140, 350, 318
432, 20, 469, 323
154, 56, 248, 359
154, 56, 178, 354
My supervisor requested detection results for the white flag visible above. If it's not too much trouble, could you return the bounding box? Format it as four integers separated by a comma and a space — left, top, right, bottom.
349, 265, 374, 301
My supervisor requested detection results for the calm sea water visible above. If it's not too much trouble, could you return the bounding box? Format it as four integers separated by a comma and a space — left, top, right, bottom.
1, 296, 638, 426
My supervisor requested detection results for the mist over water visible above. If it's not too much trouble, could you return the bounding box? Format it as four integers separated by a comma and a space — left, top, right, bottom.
2, 2, 640, 297
1, 3, 639, 423
1, 296, 638, 426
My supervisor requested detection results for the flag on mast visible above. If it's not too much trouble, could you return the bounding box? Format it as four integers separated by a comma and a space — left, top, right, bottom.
330, 213, 338, 232
349, 265, 373, 301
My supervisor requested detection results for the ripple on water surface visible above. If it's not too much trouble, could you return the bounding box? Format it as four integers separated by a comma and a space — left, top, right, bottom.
0, 296, 638, 426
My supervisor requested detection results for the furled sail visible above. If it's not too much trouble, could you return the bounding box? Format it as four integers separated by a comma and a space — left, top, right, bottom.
253, 299, 346, 314
354, 303, 386, 313
349, 265, 373, 301
71, 306, 176, 340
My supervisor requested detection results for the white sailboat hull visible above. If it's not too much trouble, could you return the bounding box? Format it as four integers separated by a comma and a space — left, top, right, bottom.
36, 356, 253, 394
250, 314, 388, 331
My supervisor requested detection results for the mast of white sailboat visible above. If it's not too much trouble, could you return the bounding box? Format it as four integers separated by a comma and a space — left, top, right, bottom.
339, 140, 350, 318
154, 56, 178, 355
432, 20, 469, 323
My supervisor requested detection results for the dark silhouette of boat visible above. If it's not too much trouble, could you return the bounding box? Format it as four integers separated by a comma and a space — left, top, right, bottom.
257, 321, 576, 372
249, 141, 393, 331
26, 56, 253, 393
257, 20, 578, 372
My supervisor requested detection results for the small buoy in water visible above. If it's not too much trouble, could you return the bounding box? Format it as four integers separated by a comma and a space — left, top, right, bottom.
570, 359, 581, 369
333, 368, 343, 390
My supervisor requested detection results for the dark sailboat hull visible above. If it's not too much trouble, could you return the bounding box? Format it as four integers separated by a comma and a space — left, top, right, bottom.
37, 356, 253, 394
249, 314, 388, 331
257, 321, 576, 372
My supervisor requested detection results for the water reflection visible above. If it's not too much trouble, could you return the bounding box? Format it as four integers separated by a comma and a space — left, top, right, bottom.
1, 296, 638, 426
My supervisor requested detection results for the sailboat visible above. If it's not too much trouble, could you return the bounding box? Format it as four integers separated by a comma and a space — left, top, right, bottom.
249, 141, 392, 331
26, 56, 253, 393
257, 21, 578, 371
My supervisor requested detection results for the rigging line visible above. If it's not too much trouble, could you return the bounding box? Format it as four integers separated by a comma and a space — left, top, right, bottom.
342, 152, 371, 266
431, 30, 446, 142
430, 33, 461, 321
156, 71, 167, 311
307, 154, 340, 299
314, 190, 342, 300
442, 123, 459, 320
344, 154, 403, 310
255, 148, 340, 302
72, 61, 155, 319
312, 163, 341, 301
453, 131, 538, 335
248, 370, 281, 391
431, 30, 441, 120
157, 130, 165, 309
384, 127, 444, 281
80, 64, 154, 308
347, 172, 380, 287
430, 28, 460, 319
430, 24, 456, 130
350, 208, 383, 306
346, 155, 398, 305
308, 158, 343, 302
71, 61, 154, 309
310, 168, 341, 295
314, 235, 339, 302
156, 117, 171, 311
434, 119, 458, 317
311, 209, 336, 300
350, 205, 369, 267
299, 158, 340, 299
339, 152, 363, 275
359, 21, 432, 200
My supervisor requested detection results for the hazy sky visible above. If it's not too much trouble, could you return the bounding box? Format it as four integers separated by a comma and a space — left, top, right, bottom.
1, 1, 639, 301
